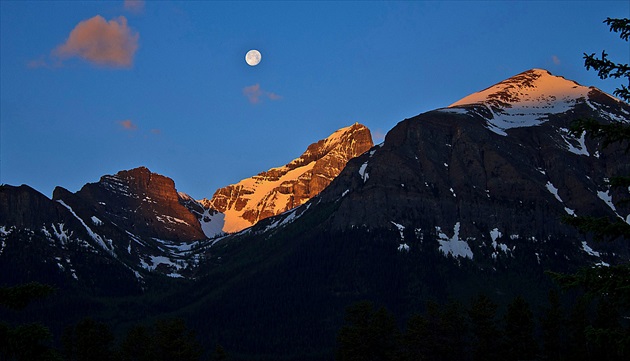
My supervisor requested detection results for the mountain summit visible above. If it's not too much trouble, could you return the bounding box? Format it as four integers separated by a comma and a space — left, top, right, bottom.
447, 69, 627, 135
200, 123, 373, 233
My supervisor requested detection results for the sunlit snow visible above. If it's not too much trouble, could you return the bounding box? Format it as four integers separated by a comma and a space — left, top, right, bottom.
447, 69, 621, 135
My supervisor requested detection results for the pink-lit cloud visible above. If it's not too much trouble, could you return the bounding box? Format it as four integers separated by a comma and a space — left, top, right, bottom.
124, 0, 145, 13
243, 84, 263, 104
53, 15, 139, 68
243, 84, 282, 104
27, 57, 56, 69
118, 119, 138, 130
372, 129, 386, 143
266, 92, 283, 101
552, 55, 561, 65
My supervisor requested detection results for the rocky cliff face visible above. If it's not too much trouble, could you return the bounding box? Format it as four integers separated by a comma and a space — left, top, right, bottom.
0, 184, 143, 294
55, 167, 206, 242
200, 123, 373, 233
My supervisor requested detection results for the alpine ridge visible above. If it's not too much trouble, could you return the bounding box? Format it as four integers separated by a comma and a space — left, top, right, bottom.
199, 123, 373, 234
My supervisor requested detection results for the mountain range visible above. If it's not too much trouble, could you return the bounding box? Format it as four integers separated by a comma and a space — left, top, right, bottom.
1, 69, 628, 360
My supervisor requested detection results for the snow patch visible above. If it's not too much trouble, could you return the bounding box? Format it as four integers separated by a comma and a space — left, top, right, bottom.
0, 226, 9, 236
490, 228, 502, 244
559, 128, 589, 156
358, 161, 369, 183
200, 209, 225, 238
545, 181, 563, 203
597, 190, 616, 212
581, 241, 600, 257
56, 200, 115, 255
436, 222, 473, 260
398, 243, 410, 252
51, 223, 71, 244
489, 227, 511, 258
391, 222, 405, 241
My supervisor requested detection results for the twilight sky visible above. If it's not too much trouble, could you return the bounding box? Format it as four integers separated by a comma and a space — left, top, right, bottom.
1, 1, 628, 200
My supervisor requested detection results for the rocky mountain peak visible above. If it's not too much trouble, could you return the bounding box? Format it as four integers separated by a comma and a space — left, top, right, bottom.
200, 123, 373, 234
449, 69, 588, 109
444, 68, 628, 135
54, 167, 206, 242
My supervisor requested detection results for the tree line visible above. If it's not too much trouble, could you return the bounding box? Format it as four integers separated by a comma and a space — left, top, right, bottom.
0, 282, 227, 361
336, 291, 629, 361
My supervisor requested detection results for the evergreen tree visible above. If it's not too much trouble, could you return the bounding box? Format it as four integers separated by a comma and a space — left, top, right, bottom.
566, 298, 592, 361
150, 318, 203, 361
118, 324, 151, 361
540, 290, 565, 360
468, 294, 502, 361
0, 282, 55, 310
0, 282, 61, 361
62, 318, 115, 361
588, 298, 628, 361
212, 344, 229, 361
402, 312, 432, 361
336, 301, 401, 361
503, 296, 538, 360
438, 300, 468, 360
553, 17, 630, 360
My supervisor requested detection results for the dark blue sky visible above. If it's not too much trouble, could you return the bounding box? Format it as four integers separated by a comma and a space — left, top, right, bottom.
1, 1, 628, 199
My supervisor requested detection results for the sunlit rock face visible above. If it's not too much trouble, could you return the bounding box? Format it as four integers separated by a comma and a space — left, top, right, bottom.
56, 167, 206, 242
201, 123, 374, 233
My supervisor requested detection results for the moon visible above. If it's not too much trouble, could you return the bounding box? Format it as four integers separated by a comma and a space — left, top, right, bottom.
245, 49, 262, 66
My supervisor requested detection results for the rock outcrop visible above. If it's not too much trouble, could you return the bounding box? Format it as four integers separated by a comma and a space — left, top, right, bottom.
201, 123, 373, 233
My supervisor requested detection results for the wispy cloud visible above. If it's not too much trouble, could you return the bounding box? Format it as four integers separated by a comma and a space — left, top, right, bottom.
26, 56, 60, 69
266, 92, 282, 101
552, 55, 561, 65
53, 15, 139, 68
243, 84, 282, 104
118, 119, 138, 130
124, 0, 145, 14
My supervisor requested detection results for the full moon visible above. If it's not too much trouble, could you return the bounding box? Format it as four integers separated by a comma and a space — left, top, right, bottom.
245, 49, 262, 66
